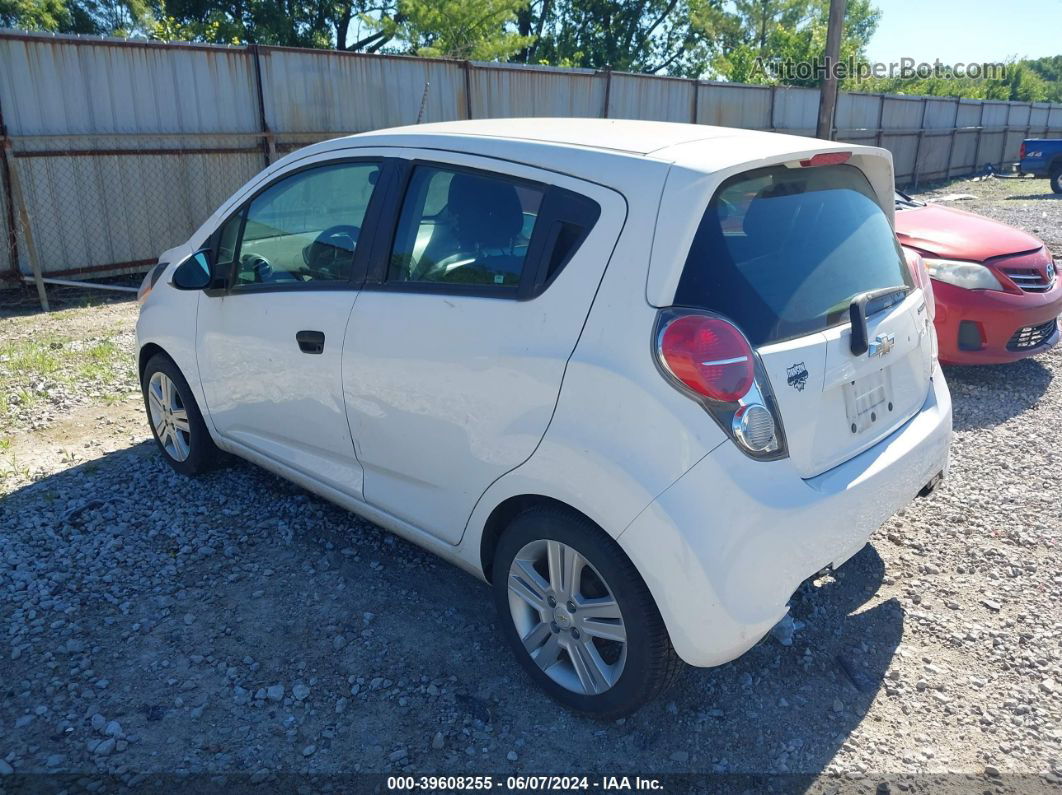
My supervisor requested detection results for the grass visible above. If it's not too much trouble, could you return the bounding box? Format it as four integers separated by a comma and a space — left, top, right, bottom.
0, 320, 136, 432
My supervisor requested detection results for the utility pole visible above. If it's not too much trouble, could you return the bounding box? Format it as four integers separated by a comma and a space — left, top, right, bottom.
816, 0, 847, 140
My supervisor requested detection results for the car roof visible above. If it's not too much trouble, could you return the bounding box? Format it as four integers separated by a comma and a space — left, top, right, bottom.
347, 118, 737, 156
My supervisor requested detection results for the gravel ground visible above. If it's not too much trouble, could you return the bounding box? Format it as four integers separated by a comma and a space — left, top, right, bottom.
0, 177, 1060, 790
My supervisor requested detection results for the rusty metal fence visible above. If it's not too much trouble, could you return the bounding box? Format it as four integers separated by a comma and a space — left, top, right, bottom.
1, 29, 1061, 292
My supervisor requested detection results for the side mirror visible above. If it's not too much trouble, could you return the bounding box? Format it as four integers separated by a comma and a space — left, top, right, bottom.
171, 250, 214, 290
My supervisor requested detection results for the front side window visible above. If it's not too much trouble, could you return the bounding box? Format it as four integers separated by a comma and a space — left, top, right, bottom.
388, 166, 544, 287
676, 163, 912, 346
233, 161, 379, 287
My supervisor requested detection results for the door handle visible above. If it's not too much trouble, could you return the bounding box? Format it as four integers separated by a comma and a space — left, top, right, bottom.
296, 330, 325, 354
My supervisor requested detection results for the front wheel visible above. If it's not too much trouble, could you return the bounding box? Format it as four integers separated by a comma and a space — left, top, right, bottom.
141, 353, 220, 475
492, 505, 682, 718
1050, 169, 1062, 195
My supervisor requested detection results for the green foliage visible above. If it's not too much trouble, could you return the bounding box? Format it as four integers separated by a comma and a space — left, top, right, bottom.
858, 59, 1057, 103
1, 0, 152, 35
708, 0, 880, 86
517, 0, 716, 76
369, 0, 533, 60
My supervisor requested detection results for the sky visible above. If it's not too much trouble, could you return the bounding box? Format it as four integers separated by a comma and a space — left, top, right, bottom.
865, 0, 1060, 65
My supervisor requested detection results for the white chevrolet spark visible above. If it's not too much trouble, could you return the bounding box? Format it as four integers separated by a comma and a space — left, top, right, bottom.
136, 118, 952, 717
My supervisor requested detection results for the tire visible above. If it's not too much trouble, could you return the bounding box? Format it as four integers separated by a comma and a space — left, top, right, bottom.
492, 505, 683, 718
141, 353, 221, 475
1050, 168, 1062, 195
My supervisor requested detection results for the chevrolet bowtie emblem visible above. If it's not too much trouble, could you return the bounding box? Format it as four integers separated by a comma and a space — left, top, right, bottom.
868, 332, 895, 358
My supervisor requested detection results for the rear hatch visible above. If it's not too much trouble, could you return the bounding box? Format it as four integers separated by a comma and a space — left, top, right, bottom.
673, 160, 933, 478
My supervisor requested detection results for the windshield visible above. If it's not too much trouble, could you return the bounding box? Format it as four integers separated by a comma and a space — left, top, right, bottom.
675, 164, 913, 346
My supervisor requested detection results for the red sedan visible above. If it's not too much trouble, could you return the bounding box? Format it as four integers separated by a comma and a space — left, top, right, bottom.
895, 192, 1061, 365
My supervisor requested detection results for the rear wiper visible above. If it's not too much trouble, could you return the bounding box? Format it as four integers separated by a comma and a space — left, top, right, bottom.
849, 286, 910, 356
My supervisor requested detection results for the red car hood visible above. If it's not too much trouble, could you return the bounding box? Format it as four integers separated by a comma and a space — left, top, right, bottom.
894, 204, 1044, 259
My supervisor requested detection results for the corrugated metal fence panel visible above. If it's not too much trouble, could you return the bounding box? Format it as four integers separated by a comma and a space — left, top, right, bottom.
696, 83, 771, 129
923, 98, 958, 129
1049, 106, 1062, 134
15, 145, 262, 276
976, 102, 1009, 166
0, 34, 264, 277
1029, 104, 1050, 135
949, 100, 983, 175
771, 86, 817, 134
835, 93, 880, 142
1002, 102, 1031, 162
916, 98, 958, 180
0, 35, 259, 135
260, 48, 465, 133
607, 74, 694, 122
470, 64, 603, 118
879, 96, 923, 181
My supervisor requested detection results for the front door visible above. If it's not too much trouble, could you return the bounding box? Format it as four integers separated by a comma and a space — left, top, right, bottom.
196, 157, 383, 498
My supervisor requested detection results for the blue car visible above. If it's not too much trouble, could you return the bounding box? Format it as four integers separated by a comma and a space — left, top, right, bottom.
1019, 139, 1062, 194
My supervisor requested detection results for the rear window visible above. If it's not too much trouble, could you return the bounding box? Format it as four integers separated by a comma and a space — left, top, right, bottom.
674, 163, 911, 346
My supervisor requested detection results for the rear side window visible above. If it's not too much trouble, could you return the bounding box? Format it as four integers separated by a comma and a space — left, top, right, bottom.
675, 163, 911, 346
389, 166, 544, 287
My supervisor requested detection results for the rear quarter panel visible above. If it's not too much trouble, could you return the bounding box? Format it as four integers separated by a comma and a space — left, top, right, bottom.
462, 158, 728, 549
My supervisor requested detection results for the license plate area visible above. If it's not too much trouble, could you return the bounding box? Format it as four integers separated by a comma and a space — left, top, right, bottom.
843, 368, 894, 435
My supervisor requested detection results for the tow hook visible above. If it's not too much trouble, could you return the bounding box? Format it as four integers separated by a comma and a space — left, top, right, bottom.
918, 471, 944, 498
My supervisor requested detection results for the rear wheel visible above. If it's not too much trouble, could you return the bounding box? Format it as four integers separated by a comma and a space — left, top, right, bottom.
141, 353, 220, 475
492, 505, 682, 718
1050, 168, 1062, 195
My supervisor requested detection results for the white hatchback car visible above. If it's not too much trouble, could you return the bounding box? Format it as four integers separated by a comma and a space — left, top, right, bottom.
136, 118, 952, 717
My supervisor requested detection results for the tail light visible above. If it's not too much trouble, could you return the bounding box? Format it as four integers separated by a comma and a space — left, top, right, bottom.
654, 309, 786, 459
903, 249, 935, 321
658, 314, 754, 401
1019, 142, 1026, 159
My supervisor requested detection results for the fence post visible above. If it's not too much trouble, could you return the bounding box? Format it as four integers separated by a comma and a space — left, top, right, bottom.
463, 61, 474, 120
0, 97, 19, 281
249, 45, 274, 167
874, 94, 885, 147
602, 67, 612, 118
943, 99, 959, 181
911, 98, 929, 190
691, 80, 699, 124
973, 102, 986, 176
3, 139, 47, 310
997, 104, 1008, 170
768, 85, 777, 131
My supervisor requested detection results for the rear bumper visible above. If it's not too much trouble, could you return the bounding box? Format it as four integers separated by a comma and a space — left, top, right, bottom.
1018, 160, 1049, 177
619, 365, 952, 668
933, 279, 1062, 365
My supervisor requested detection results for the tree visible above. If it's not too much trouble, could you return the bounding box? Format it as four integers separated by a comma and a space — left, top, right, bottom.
514, 0, 716, 76
363, 0, 531, 60
707, 0, 881, 86
1, 0, 152, 35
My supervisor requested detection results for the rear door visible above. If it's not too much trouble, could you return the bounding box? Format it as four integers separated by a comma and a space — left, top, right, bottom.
674, 162, 933, 477
342, 154, 626, 544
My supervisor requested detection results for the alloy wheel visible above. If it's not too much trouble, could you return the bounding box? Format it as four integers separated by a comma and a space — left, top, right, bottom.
507, 539, 627, 695
147, 371, 191, 462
